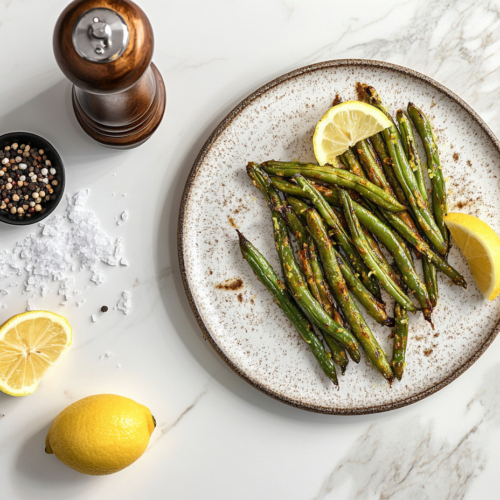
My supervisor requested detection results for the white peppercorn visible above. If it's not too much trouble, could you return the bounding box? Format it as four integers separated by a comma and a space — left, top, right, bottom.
41, 168, 48, 176
35, 204, 42, 212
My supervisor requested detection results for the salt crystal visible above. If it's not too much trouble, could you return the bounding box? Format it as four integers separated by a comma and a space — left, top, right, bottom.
117, 211, 129, 226
116, 364, 122, 368
103, 256, 118, 266
120, 258, 129, 266
115, 290, 132, 315
99, 352, 113, 359
91, 314, 97, 322
114, 238, 123, 257
26, 299, 35, 311
76, 299, 85, 307
91, 271, 105, 285
10, 282, 18, 287
0, 289, 9, 295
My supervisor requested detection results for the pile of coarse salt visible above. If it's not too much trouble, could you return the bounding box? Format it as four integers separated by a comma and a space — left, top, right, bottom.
0, 190, 132, 315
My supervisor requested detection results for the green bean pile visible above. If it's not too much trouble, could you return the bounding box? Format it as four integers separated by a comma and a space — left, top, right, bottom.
238, 85, 466, 386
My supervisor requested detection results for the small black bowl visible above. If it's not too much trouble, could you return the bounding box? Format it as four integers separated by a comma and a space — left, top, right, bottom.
0, 132, 66, 225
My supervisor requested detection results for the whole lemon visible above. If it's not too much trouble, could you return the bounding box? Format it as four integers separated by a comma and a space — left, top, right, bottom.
45, 394, 156, 475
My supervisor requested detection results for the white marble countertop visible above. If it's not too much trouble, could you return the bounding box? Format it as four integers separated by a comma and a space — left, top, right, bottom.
1, 0, 500, 498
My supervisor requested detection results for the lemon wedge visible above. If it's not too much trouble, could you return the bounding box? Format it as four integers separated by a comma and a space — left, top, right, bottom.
0, 311, 72, 396
445, 213, 500, 300
313, 101, 392, 165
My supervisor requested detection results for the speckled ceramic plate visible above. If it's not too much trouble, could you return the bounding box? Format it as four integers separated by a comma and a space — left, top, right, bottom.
178, 59, 500, 414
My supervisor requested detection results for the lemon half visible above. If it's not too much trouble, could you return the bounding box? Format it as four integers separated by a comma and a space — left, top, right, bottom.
313, 101, 392, 165
0, 311, 72, 396
445, 213, 500, 300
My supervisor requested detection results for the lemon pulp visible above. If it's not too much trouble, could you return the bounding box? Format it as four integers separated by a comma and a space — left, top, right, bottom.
313, 100, 392, 165
445, 213, 500, 300
0, 311, 72, 396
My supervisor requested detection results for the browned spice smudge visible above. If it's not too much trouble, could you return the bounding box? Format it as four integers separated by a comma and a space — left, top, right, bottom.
216, 278, 244, 291
228, 216, 238, 229
332, 94, 341, 106
237, 293, 243, 303
355, 82, 368, 102
467, 160, 472, 167
424, 348, 433, 357
453, 152, 460, 162
454, 200, 470, 210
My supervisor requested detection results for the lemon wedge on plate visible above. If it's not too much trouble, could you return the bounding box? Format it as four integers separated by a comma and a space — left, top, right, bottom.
445, 213, 500, 300
0, 311, 72, 396
313, 101, 392, 166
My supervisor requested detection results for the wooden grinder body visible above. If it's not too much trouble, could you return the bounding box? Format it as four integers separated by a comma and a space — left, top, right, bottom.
54, 0, 166, 149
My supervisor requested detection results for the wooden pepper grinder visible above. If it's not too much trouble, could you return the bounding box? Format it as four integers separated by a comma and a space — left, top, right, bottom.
53, 0, 166, 149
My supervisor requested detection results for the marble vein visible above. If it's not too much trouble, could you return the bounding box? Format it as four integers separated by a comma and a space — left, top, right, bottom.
149, 387, 209, 450
313, 362, 500, 499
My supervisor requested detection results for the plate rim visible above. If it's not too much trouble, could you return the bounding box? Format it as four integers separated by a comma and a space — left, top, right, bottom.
177, 58, 500, 415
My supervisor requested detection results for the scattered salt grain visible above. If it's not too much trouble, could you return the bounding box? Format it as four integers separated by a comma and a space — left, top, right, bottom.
120, 258, 129, 266
91, 314, 97, 322
117, 211, 128, 226
115, 290, 132, 315
99, 352, 113, 359
26, 299, 35, 311
116, 364, 122, 368
91, 271, 106, 285
76, 299, 85, 307
0, 190, 131, 313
